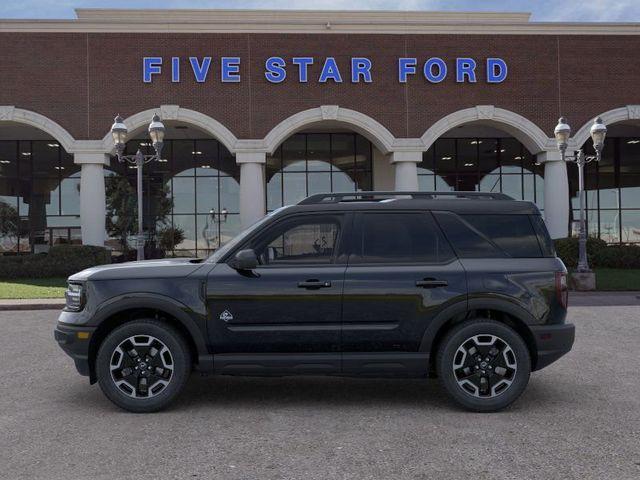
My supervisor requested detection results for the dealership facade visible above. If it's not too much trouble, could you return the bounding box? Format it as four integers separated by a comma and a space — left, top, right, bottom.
1, 9, 640, 255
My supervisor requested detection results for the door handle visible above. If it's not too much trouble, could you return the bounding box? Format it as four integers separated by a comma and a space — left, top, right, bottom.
298, 280, 332, 289
416, 279, 448, 288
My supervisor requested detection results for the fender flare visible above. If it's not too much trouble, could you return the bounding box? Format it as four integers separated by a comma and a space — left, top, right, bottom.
91, 293, 209, 358
418, 296, 537, 353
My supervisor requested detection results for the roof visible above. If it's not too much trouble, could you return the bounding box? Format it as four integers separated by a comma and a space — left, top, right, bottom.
0, 9, 639, 35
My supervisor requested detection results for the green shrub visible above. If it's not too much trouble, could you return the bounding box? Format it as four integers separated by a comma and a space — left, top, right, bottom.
554, 237, 607, 269
592, 245, 640, 269
0, 245, 110, 279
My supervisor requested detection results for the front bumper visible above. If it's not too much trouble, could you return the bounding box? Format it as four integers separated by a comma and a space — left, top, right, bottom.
54, 322, 96, 378
530, 323, 575, 371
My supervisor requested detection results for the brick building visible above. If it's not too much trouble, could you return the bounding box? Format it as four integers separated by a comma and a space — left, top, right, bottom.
1, 9, 640, 255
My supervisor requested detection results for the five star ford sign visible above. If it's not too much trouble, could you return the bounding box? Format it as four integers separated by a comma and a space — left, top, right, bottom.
142, 56, 508, 84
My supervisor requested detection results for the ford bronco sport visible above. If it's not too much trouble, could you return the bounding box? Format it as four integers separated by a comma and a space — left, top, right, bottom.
54, 191, 574, 413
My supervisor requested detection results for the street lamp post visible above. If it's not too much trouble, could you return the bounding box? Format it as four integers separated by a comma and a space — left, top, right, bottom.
554, 116, 607, 273
110, 114, 166, 261
203, 207, 229, 251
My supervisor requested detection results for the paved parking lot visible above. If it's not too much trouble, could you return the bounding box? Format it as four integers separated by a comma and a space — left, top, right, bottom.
0, 307, 639, 480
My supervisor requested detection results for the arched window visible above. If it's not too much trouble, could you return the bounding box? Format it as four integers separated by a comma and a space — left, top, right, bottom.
0, 139, 79, 253
419, 137, 544, 209
266, 133, 373, 211
108, 138, 240, 257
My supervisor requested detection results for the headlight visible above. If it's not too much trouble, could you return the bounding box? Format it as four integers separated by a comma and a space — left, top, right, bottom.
65, 282, 85, 312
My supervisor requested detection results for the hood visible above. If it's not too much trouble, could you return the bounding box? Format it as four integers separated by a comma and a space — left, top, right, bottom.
68, 258, 208, 282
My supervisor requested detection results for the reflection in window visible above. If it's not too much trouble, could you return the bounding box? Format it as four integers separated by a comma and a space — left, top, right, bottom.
0, 140, 80, 254
570, 137, 640, 243
420, 138, 543, 208
109, 139, 240, 257
266, 133, 373, 211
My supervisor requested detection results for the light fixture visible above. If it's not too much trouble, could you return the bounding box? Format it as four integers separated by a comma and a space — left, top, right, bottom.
21, 152, 31, 156
464, 163, 474, 167
109, 112, 166, 261
554, 117, 571, 153
552, 115, 606, 274
514, 156, 523, 160
47, 143, 59, 148
0, 160, 10, 164
200, 165, 211, 169
470, 140, 483, 145
54, 166, 65, 170
192, 151, 203, 155
441, 156, 452, 160
110, 115, 128, 155
148, 113, 165, 155
590, 117, 607, 154
500, 149, 506, 152
627, 139, 640, 144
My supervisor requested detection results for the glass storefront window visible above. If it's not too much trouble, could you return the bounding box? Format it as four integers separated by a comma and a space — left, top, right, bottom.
569, 136, 640, 243
421, 137, 543, 204
0, 140, 81, 254
266, 133, 373, 211
108, 138, 241, 257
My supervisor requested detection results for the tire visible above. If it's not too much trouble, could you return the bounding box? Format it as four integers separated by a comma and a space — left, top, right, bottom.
436, 319, 531, 412
96, 319, 191, 413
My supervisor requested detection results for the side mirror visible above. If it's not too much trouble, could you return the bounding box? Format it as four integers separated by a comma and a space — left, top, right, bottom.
230, 249, 258, 271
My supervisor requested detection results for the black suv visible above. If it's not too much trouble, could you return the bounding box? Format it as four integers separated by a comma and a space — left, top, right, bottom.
55, 191, 574, 413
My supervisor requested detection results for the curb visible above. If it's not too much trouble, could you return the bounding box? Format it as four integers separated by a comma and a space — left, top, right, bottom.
0, 300, 65, 311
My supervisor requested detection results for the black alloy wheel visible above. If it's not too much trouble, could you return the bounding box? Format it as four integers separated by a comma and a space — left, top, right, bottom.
437, 319, 531, 412
96, 319, 191, 413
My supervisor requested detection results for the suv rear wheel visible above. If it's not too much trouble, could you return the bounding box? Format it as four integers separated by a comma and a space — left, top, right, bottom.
437, 319, 531, 412
96, 319, 191, 413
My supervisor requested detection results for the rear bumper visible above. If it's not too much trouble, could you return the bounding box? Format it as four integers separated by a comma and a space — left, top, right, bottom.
530, 323, 575, 371
54, 322, 96, 378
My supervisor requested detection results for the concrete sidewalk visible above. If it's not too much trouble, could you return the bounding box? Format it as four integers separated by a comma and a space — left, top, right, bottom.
1, 291, 639, 311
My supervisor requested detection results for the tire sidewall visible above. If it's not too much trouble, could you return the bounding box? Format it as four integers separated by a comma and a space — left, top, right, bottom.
437, 320, 531, 412
96, 320, 190, 413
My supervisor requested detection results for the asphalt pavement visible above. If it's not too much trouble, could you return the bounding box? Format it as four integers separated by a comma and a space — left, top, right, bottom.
0, 307, 639, 480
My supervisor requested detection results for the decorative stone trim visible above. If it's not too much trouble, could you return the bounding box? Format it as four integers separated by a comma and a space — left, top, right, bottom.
571, 105, 640, 148
100, 105, 239, 154
421, 105, 553, 154
263, 105, 396, 154
0, 106, 76, 153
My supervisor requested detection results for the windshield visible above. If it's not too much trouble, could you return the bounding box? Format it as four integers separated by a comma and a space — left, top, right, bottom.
206, 207, 289, 263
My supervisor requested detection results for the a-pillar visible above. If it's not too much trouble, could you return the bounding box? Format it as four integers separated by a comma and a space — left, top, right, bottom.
538, 151, 569, 239
75, 152, 109, 246
237, 151, 266, 229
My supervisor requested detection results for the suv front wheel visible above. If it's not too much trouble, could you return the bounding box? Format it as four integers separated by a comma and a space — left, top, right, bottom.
96, 319, 191, 413
437, 319, 531, 412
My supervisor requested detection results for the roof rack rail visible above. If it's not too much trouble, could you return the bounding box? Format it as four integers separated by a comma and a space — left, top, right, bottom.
298, 191, 512, 205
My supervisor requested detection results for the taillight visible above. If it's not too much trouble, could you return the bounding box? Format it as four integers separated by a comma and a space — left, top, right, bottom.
555, 272, 568, 309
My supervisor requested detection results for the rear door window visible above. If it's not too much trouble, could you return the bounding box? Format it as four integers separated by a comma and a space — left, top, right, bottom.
433, 212, 504, 258
353, 212, 455, 264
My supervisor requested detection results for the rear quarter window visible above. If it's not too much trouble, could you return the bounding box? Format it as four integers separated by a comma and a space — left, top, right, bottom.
461, 214, 544, 258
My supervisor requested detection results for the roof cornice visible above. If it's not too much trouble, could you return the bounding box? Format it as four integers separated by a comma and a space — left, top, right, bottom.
0, 9, 639, 35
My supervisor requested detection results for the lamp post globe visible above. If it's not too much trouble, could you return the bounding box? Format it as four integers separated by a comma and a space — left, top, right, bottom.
590, 117, 607, 155
148, 113, 166, 157
554, 117, 571, 155
110, 115, 128, 156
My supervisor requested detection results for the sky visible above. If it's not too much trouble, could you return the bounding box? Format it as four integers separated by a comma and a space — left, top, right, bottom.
1, 0, 640, 22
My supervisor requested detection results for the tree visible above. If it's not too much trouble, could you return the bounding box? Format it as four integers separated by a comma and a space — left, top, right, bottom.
105, 175, 173, 253
0, 201, 21, 250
